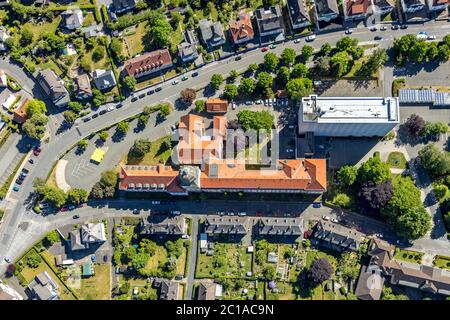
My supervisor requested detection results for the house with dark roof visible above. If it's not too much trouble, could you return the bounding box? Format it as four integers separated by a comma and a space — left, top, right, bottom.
197, 282, 222, 300
61, 9, 84, 30
68, 222, 106, 251
27, 272, 59, 300
36, 69, 70, 108
204, 216, 250, 239
287, 0, 312, 29
371, 0, 397, 14
140, 215, 187, 237
401, 0, 429, 21
92, 69, 117, 90
355, 238, 450, 299
177, 30, 199, 63
82, 24, 101, 39
255, 6, 285, 38
312, 220, 364, 252
343, 0, 371, 21
123, 49, 173, 79
159, 280, 180, 300
112, 0, 136, 13
198, 19, 226, 49
314, 0, 340, 22
256, 217, 303, 238
74, 74, 93, 100
229, 11, 255, 45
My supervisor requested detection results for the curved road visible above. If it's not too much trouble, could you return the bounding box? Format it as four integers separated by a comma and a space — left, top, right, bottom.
1, 22, 450, 272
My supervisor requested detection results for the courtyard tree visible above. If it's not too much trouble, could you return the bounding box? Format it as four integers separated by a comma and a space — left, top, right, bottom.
291, 63, 308, 79
276, 66, 291, 86
195, 99, 206, 112
210, 74, 224, 90
280, 48, 296, 66
122, 75, 137, 92
129, 139, 152, 159
238, 78, 256, 96
404, 114, 425, 137
263, 52, 279, 71
180, 88, 196, 104
418, 144, 450, 177
337, 165, 358, 186
67, 188, 88, 205
285, 78, 313, 100
320, 42, 332, 56
330, 51, 351, 78
27, 99, 47, 117
357, 156, 391, 185
223, 84, 238, 101
309, 258, 333, 284
300, 45, 314, 62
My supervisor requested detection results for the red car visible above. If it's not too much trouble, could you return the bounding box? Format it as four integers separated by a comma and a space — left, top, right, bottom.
60, 207, 68, 212
261, 47, 269, 52
33, 147, 42, 156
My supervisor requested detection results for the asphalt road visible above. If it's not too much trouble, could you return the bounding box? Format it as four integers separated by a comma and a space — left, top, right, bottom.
1, 21, 450, 270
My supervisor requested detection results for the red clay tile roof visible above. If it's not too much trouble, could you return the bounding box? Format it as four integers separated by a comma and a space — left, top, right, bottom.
13, 99, 29, 124
206, 98, 228, 113
229, 12, 255, 43
124, 49, 172, 77
346, 0, 370, 16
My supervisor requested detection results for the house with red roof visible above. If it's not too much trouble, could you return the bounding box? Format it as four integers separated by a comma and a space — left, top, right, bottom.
343, 0, 370, 21
123, 49, 173, 79
229, 12, 255, 45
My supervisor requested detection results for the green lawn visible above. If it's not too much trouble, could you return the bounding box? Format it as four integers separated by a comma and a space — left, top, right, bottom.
387, 152, 407, 169
394, 248, 424, 264
76, 263, 112, 300
433, 255, 450, 270
85, 45, 112, 70
126, 135, 173, 165
265, 281, 297, 300
22, 17, 62, 47
123, 22, 147, 57
83, 12, 96, 27
196, 243, 253, 279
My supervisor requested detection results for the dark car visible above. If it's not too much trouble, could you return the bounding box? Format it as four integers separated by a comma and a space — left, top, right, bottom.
400, 24, 408, 29
15, 178, 23, 185
92, 113, 99, 118
99, 109, 107, 115
28, 158, 34, 164
103, 255, 108, 262
131, 97, 138, 102
235, 55, 242, 61
33, 147, 41, 156
192, 72, 199, 77
391, 25, 399, 30
139, 94, 145, 99
83, 117, 91, 122
22, 168, 29, 175
73, 214, 80, 219
147, 90, 155, 95
374, 36, 383, 41
116, 103, 123, 108
174, 275, 183, 281
312, 202, 322, 208
155, 87, 162, 92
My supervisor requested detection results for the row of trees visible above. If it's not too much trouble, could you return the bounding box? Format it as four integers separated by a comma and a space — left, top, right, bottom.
404, 114, 449, 140
337, 155, 431, 240
33, 178, 88, 209
394, 34, 450, 64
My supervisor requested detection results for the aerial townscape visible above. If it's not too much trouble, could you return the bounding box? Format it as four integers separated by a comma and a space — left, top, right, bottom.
0, 0, 449, 305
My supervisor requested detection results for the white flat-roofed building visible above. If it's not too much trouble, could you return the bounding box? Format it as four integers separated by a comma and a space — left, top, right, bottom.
298, 95, 400, 137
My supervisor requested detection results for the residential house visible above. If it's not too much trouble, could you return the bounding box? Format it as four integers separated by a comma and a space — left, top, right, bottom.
287, 0, 312, 30
177, 30, 199, 63
123, 49, 173, 79
198, 19, 226, 49
140, 215, 187, 237
0, 69, 6, 87
255, 5, 285, 39
74, 74, 93, 100
198, 282, 223, 300
27, 272, 59, 300
298, 95, 400, 137
13, 99, 29, 124
229, 11, 255, 45
204, 216, 251, 238
344, 0, 371, 21
257, 217, 303, 238
36, 69, 70, 108
354, 264, 385, 300
112, 0, 136, 13
82, 24, 101, 39
371, 0, 396, 14
68, 222, 106, 251
0, 280, 23, 300
92, 69, 117, 90
159, 280, 180, 300
312, 220, 364, 252
315, 0, 340, 22
356, 238, 450, 298
119, 114, 327, 195
0, 26, 9, 51
0, 0, 9, 6
206, 98, 228, 113
401, 0, 427, 13
427, 0, 449, 11
61, 9, 84, 30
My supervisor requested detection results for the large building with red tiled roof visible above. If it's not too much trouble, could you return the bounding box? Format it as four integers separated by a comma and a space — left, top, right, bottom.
123, 49, 173, 79
229, 12, 255, 45
119, 114, 327, 195
343, 0, 370, 20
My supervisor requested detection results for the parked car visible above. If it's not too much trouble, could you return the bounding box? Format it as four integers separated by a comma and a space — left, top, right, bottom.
73, 215, 80, 219
227, 211, 235, 216
172, 80, 179, 85
305, 34, 316, 42
155, 87, 162, 92
380, 25, 387, 31
293, 38, 301, 43
374, 36, 383, 41
116, 103, 123, 108
235, 55, 242, 61
181, 75, 188, 81
264, 99, 269, 106
28, 158, 34, 164
103, 255, 108, 262
152, 201, 161, 205
370, 26, 377, 31
171, 210, 181, 215
107, 106, 116, 112
131, 97, 138, 102
400, 24, 408, 29
345, 28, 353, 34
147, 90, 155, 95
99, 109, 107, 115
91, 255, 96, 263
60, 207, 68, 212
92, 113, 99, 118
175, 274, 183, 280
68, 205, 75, 211
238, 212, 247, 216
331, 218, 339, 223
217, 211, 225, 216
232, 103, 236, 110
83, 117, 91, 122
261, 47, 269, 52
4, 257, 11, 263
245, 101, 253, 105
391, 25, 399, 30
15, 178, 23, 185
322, 215, 330, 220
417, 31, 428, 39
313, 202, 322, 208
133, 209, 140, 214
192, 72, 199, 77
139, 94, 145, 99
269, 44, 277, 49
181, 235, 189, 239
313, 80, 322, 86
33, 147, 41, 156
427, 35, 436, 40
21, 168, 29, 176
255, 100, 263, 104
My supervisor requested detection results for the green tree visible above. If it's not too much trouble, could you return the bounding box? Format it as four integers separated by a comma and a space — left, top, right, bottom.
291, 63, 308, 79
434, 184, 450, 203
263, 52, 279, 71
36, 185, 67, 208
26, 251, 42, 268
130, 139, 152, 158
63, 110, 77, 124
262, 265, 276, 281
224, 84, 238, 100
357, 156, 391, 185
98, 131, 109, 141
420, 122, 449, 138
238, 78, 256, 95
285, 78, 312, 100
228, 70, 239, 81
146, 18, 173, 49
20, 27, 33, 47
280, 48, 296, 66
276, 66, 290, 86
68, 101, 84, 113
195, 99, 206, 112
122, 75, 137, 91
139, 114, 149, 126
159, 104, 171, 117
338, 165, 358, 186
247, 63, 258, 74
331, 51, 351, 77
418, 144, 450, 177
67, 188, 88, 205
256, 72, 273, 93
394, 206, 431, 240
236, 110, 274, 132
364, 49, 388, 75
77, 139, 88, 150
92, 88, 106, 107
92, 45, 106, 62
301, 45, 314, 61
116, 121, 129, 134
437, 44, 450, 62
427, 42, 439, 61
210, 74, 224, 90
110, 37, 125, 63
332, 193, 351, 208
336, 36, 358, 53
320, 42, 332, 56
23, 113, 48, 140
409, 41, 428, 63
132, 252, 150, 272
100, 170, 118, 187
27, 99, 47, 117
45, 230, 60, 246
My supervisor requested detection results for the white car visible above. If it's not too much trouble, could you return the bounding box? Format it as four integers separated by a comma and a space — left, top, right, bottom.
217, 211, 225, 216
181, 234, 190, 239
151, 201, 161, 205
331, 218, 339, 223
232, 103, 236, 110
370, 26, 377, 31
238, 212, 247, 216
294, 39, 301, 43
4, 257, 11, 263
172, 80, 179, 85
345, 29, 353, 34
306, 34, 316, 42
245, 101, 253, 105
228, 212, 235, 216
417, 32, 428, 39
255, 100, 263, 104
107, 106, 116, 112
170, 210, 181, 215
380, 25, 387, 31
427, 35, 436, 40
264, 99, 269, 106
322, 216, 331, 221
